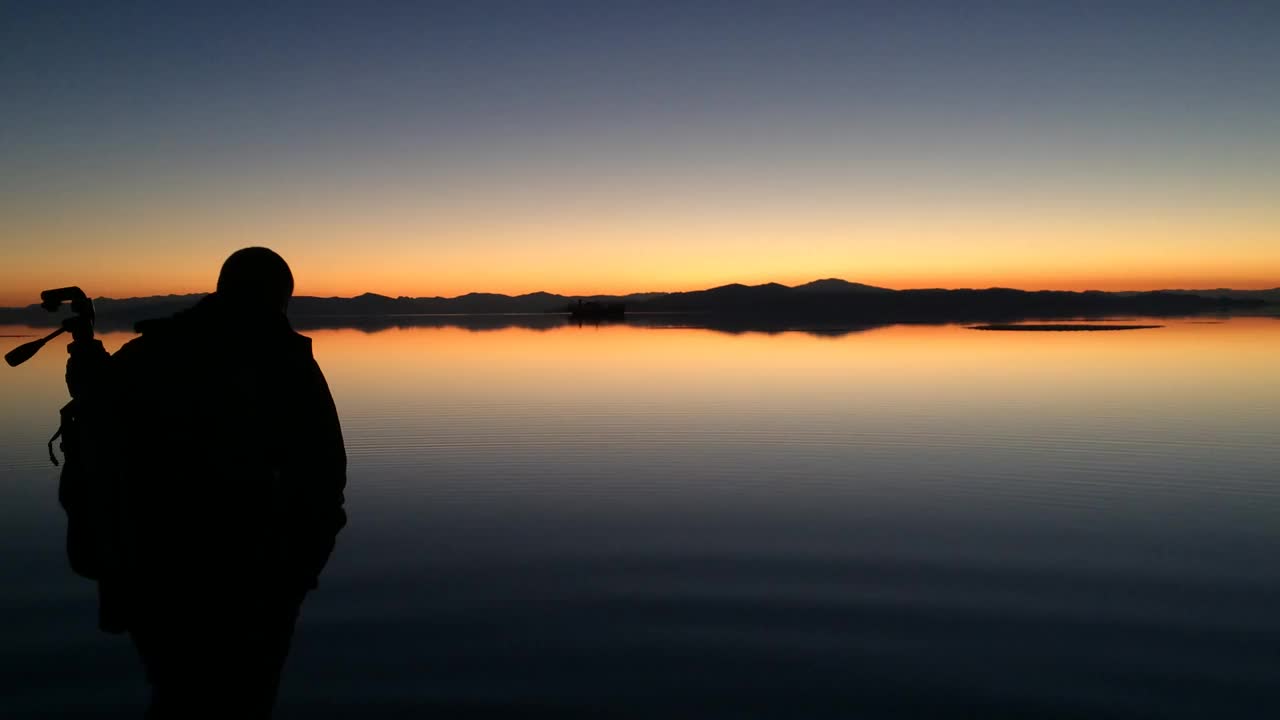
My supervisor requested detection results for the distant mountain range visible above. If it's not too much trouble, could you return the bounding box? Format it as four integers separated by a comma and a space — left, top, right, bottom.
0, 279, 1275, 330
633, 280, 1275, 323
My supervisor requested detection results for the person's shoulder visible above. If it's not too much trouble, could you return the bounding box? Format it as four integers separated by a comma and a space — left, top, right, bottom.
124, 298, 209, 354
113, 331, 154, 362
108, 331, 173, 382
273, 326, 320, 370
281, 325, 313, 352
291, 334, 316, 363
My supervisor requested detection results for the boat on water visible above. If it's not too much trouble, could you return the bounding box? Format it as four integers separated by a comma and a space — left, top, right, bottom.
568, 299, 626, 319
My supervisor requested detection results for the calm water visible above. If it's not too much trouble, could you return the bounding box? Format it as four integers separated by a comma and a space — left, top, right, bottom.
2, 317, 1278, 718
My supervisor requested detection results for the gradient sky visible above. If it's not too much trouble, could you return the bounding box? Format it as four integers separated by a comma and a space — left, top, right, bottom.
2, 0, 1278, 304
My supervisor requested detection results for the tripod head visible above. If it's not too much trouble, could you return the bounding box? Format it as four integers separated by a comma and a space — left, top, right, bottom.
40, 287, 95, 317
5, 287, 96, 368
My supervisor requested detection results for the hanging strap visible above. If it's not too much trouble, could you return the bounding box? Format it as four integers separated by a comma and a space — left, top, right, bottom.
48, 426, 63, 466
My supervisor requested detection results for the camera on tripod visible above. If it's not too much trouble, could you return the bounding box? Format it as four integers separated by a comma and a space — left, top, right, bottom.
4, 287, 96, 367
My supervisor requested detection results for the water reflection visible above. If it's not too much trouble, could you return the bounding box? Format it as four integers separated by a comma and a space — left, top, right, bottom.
284, 312, 894, 337
1, 317, 1278, 717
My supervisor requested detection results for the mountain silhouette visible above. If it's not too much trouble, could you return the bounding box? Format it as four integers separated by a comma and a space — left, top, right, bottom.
793, 278, 893, 293
634, 285, 1270, 322
0, 280, 1273, 330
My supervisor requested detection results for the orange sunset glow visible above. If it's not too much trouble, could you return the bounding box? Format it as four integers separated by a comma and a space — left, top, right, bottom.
2, 204, 1277, 306
4, 0, 1279, 305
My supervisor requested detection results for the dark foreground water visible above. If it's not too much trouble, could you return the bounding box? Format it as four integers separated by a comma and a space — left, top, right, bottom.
1, 317, 1278, 718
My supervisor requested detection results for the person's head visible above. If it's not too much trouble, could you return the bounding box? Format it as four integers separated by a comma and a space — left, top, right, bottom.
216, 247, 294, 313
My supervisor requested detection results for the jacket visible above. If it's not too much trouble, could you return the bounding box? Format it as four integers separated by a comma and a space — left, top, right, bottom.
70, 294, 347, 630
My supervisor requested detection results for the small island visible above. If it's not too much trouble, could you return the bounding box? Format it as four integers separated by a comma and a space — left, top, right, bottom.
568, 299, 626, 319
969, 324, 1163, 331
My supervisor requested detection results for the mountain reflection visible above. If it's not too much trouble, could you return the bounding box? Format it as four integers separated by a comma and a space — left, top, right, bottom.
287, 313, 889, 338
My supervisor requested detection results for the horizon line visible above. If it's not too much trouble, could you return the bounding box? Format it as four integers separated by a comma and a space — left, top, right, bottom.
5, 278, 1278, 308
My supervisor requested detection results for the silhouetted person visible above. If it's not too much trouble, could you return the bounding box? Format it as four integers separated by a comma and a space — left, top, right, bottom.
65, 248, 346, 718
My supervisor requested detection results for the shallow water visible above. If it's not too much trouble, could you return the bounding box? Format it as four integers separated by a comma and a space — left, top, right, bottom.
1, 317, 1278, 718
